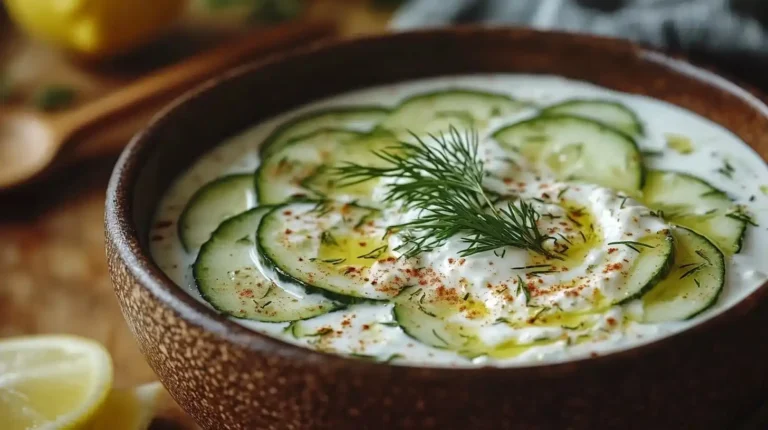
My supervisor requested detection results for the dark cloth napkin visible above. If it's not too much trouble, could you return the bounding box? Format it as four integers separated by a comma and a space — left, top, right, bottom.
391, 0, 768, 89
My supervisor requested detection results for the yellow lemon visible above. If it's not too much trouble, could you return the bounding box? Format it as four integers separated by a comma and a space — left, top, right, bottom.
0, 334, 113, 429
3, 0, 187, 57
83, 381, 166, 430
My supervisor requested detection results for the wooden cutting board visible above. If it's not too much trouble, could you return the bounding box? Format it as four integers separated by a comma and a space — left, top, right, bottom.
0, 1, 391, 428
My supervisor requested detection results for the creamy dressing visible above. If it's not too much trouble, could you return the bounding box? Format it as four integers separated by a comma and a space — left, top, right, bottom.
150, 75, 768, 367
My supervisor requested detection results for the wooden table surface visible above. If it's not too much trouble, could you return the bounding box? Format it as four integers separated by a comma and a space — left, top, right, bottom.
0, 2, 391, 428
2, 2, 768, 429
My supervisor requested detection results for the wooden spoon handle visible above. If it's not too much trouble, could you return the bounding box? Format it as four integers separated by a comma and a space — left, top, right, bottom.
52, 20, 336, 142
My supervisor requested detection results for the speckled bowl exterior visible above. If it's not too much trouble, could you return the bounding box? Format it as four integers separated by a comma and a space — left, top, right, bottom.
106, 28, 768, 430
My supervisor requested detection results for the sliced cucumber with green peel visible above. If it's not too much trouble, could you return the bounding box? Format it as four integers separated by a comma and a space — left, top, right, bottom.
541, 99, 643, 137
642, 226, 725, 322
379, 89, 529, 138
393, 286, 558, 359
258, 201, 410, 302
194, 207, 341, 322
256, 129, 398, 205
641, 170, 746, 254
260, 106, 389, 158
178, 174, 256, 252
613, 231, 675, 304
493, 115, 644, 193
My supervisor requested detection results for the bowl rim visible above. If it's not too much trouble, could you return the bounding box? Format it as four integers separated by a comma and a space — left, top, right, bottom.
106, 26, 768, 378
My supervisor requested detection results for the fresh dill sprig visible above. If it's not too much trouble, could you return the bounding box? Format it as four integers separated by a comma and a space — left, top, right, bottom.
334, 127, 557, 259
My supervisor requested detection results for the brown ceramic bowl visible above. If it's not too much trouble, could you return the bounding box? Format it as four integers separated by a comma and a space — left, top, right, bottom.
106, 27, 768, 429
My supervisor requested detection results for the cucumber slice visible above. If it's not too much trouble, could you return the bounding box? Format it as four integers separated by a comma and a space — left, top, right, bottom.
393, 287, 479, 353
393, 286, 559, 359
194, 207, 341, 322
641, 170, 746, 254
493, 115, 644, 193
379, 89, 528, 138
642, 226, 725, 322
178, 174, 256, 252
613, 231, 675, 304
260, 106, 389, 158
256, 129, 398, 205
257, 201, 411, 302
541, 99, 643, 137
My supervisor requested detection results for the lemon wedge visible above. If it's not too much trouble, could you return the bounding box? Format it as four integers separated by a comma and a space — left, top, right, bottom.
82, 381, 165, 430
4, 0, 186, 57
0, 334, 113, 430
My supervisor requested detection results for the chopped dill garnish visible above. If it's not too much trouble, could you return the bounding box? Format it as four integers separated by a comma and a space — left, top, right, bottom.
579, 231, 587, 243
566, 215, 582, 227
726, 210, 758, 226
607, 240, 655, 253
542, 213, 561, 220
680, 265, 703, 279
309, 200, 334, 217
530, 307, 547, 322
259, 301, 272, 309
620, 196, 629, 209
320, 230, 338, 246
557, 187, 569, 199
516, 274, 531, 305
493, 249, 507, 258
432, 329, 449, 346
309, 257, 346, 265
417, 294, 437, 317
695, 249, 712, 265
512, 264, 551, 270
378, 321, 400, 327
358, 245, 388, 259
717, 160, 735, 178
261, 285, 273, 299
494, 317, 511, 325
556, 233, 573, 245
463, 292, 470, 301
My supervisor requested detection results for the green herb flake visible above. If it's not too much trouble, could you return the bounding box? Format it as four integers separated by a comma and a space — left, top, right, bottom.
607, 240, 655, 253
641, 149, 664, 157
432, 329, 449, 346
358, 245, 388, 260
320, 230, 338, 246
377, 321, 399, 328
516, 274, 531, 305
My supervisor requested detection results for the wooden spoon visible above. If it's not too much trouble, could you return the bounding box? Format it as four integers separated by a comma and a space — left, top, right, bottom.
0, 20, 335, 190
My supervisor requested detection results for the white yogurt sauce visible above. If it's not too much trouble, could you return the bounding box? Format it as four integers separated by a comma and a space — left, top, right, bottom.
150, 75, 768, 367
